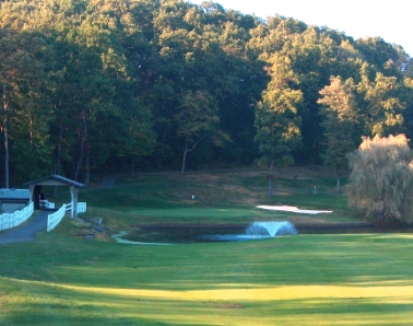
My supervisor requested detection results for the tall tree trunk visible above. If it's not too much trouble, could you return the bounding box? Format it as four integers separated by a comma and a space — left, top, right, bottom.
29, 116, 33, 151
74, 112, 87, 182
180, 136, 206, 175
84, 155, 90, 186
268, 160, 274, 198
74, 139, 84, 182
3, 119, 9, 188
56, 125, 63, 174
2, 85, 9, 188
181, 142, 189, 175
156, 133, 166, 171
336, 176, 341, 193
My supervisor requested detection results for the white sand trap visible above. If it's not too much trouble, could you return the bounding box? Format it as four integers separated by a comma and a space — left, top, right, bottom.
257, 205, 332, 215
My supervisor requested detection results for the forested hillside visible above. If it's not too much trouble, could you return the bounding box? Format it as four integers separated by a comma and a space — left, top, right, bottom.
0, 0, 412, 186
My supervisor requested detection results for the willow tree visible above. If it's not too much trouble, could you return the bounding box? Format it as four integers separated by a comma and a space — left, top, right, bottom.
347, 134, 413, 224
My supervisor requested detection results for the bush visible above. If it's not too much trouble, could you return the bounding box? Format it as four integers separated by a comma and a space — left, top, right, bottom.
347, 134, 413, 223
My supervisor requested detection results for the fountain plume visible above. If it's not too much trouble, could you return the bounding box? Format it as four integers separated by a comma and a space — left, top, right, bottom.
246, 221, 297, 237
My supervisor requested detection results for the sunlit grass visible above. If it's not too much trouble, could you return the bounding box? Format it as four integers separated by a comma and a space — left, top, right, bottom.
13, 279, 413, 302
4, 274, 413, 325
2, 232, 413, 325
1, 169, 413, 324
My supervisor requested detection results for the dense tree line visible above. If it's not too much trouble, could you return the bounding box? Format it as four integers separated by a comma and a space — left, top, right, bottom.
0, 0, 412, 186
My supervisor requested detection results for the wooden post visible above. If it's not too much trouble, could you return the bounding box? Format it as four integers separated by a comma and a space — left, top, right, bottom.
70, 186, 78, 218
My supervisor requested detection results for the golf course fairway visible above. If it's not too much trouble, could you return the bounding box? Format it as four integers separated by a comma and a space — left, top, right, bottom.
1, 231, 413, 325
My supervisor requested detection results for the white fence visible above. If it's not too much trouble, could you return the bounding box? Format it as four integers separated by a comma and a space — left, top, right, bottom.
0, 201, 34, 231
47, 202, 87, 232
77, 202, 87, 214
47, 204, 68, 232
39, 199, 55, 209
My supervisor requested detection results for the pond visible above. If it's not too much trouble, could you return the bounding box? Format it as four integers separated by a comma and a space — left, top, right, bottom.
112, 221, 298, 245
111, 219, 412, 245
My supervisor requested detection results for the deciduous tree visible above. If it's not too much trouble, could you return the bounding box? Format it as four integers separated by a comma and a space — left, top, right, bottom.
318, 76, 356, 191
175, 90, 228, 174
255, 52, 302, 197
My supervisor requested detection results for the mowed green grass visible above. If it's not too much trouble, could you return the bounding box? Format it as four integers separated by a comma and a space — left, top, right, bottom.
80, 169, 353, 225
1, 231, 413, 325
1, 168, 413, 325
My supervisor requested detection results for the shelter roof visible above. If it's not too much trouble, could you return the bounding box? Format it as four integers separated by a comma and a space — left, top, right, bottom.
0, 188, 31, 200
23, 175, 84, 188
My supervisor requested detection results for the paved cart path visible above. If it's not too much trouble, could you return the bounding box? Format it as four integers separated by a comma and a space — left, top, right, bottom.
0, 211, 49, 244
100, 175, 121, 188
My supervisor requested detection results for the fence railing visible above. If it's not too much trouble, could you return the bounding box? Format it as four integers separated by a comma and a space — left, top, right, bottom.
39, 199, 55, 209
0, 202, 34, 231
47, 202, 87, 232
63, 202, 87, 216
77, 202, 87, 214
47, 204, 68, 232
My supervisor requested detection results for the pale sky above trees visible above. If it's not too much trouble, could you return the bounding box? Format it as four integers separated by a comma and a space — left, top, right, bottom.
188, 0, 413, 56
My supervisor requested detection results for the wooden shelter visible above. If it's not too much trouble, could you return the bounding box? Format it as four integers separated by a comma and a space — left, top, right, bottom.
24, 175, 84, 217
0, 188, 31, 213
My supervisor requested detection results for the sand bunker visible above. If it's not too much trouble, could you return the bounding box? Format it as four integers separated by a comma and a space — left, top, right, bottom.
257, 205, 332, 215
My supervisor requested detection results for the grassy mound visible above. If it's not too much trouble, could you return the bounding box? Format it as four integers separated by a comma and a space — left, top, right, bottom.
72, 167, 354, 239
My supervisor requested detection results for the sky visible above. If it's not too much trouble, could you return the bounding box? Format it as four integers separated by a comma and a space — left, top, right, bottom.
187, 0, 412, 57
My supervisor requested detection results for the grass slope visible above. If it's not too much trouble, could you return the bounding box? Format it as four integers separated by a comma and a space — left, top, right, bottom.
1, 232, 413, 325
1, 168, 412, 325
80, 167, 353, 228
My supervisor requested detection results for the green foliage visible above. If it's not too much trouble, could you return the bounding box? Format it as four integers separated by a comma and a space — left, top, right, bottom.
318, 76, 356, 181
255, 48, 303, 196
357, 66, 404, 137
0, 0, 412, 182
175, 90, 229, 173
347, 134, 413, 223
